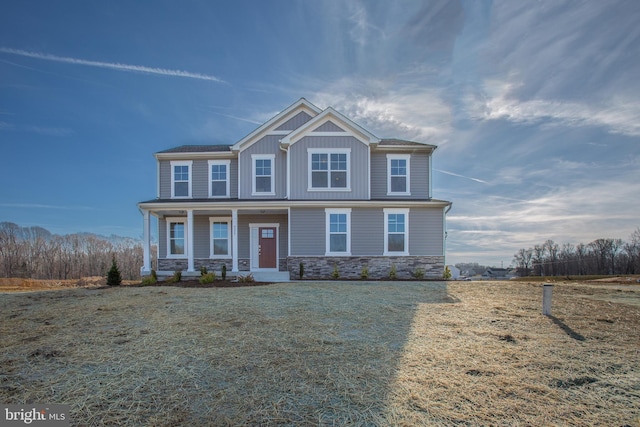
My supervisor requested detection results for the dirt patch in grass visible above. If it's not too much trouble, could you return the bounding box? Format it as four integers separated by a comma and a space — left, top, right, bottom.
0, 281, 638, 426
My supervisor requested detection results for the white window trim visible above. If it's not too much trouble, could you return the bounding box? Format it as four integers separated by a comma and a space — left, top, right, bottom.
325, 208, 352, 256
166, 217, 188, 259
251, 154, 276, 196
209, 217, 232, 259
308, 148, 351, 192
383, 208, 409, 256
387, 154, 411, 196
170, 160, 192, 199
208, 159, 231, 199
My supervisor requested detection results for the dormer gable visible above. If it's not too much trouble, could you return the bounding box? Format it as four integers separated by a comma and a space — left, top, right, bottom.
231, 98, 322, 153
280, 107, 380, 147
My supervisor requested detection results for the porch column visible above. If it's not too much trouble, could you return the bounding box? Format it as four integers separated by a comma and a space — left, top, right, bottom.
142, 209, 151, 274
187, 209, 195, 273
232, 208, 238, 272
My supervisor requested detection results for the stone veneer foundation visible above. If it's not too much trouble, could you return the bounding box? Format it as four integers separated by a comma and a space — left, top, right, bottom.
158, 258, 288, 273
286, 256, 445, 280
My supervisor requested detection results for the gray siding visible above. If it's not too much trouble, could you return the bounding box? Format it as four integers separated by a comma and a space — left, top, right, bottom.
192, 160, 208, 199
351, 208, 383, 255
237, 214, 288, 259
238, 135, 286, 199
275, 111, 313, 131
313, 121, 345, 132
159, 158, 237, 199
159, 161, 170, 199
371, 152, 431, 199
193, 215, 210, 258
289, 206, 444, 257
289, 208, 325, 255
158, 218, 167, 258
289, 136, 369, 200
409, 208, 444, 255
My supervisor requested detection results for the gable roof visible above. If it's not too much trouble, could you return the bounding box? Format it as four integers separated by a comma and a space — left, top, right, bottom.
280, 107, 381, 146
231, 98, 322, 152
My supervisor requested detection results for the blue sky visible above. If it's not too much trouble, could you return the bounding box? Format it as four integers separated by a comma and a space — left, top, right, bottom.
1, 0, 638, 266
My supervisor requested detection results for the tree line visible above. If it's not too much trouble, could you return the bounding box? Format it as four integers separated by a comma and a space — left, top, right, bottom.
512, 228, 640, 277
0, 222, 155, 280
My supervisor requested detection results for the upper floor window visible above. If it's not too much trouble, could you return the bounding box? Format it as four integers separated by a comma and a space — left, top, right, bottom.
210, 217, 231, 258
252, 154, 275, 196
209, 160, 230, 198
308, 149, 350, 191
171, 161, 192, 198
384, 208, 409, 255
325, 208, 351, 255
387, 154, 410, 195
167, 218, 187, 258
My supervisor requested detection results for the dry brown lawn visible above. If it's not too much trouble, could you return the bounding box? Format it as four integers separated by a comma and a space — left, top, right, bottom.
1, 280, 638, 426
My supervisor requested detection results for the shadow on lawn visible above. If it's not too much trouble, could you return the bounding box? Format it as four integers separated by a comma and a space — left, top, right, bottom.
548, 315, 586, 341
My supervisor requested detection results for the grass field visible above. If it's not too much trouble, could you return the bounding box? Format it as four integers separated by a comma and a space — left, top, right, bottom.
1, 280, 638, 426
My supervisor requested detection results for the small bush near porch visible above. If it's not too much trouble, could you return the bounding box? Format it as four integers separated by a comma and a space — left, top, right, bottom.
0, 281, 638, 425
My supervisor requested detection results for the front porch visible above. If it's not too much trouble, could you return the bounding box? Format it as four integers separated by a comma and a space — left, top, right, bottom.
140, 206, 288, 276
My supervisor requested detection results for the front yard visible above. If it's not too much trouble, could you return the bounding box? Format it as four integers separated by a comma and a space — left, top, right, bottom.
1, 281, 638, 425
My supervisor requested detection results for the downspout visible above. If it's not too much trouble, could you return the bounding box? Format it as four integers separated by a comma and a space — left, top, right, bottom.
279, 141, 289, 199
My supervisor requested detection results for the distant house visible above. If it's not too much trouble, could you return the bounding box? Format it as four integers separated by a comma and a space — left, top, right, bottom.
137, 98, 452, 279
482, 268, 511, 279
447, 265, 461, 280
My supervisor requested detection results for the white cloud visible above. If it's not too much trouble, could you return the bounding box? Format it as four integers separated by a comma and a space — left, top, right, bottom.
479, 80, 640, 136
312, 80, 452, 143
0, 47, 225, 83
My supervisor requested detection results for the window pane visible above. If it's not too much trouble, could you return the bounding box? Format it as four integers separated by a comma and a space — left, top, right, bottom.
391, 176, 406, 192
256, 176, 271, 192
174, 165, 189, 181
391, 159, 406, 176
213, 239, 228, 255
388, 234, 405, 252
212, 222, 228, 239
330, 234, 347, 252
388, 214, 405, 232
170, 223, 184, 238
312, 171, 328, 188
211, 181, 226, 196
256, 159, 271, 176
330, 214, 346, 232
312, 154, 328, 171
211, 164, 226, 180
331, 153, 347, 170
331, 171, 347, 188
170, 239, 185, 255
175, 182, 189, 197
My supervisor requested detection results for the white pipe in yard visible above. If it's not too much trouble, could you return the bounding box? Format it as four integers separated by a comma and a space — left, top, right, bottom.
543, 283, 553, 316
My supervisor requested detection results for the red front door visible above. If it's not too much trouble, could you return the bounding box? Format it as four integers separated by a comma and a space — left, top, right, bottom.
258, 227, 277, 268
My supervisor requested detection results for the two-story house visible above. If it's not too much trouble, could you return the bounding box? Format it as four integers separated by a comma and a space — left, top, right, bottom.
138, 98, 452, 279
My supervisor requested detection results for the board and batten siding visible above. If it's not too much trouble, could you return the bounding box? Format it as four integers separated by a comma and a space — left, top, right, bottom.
275, 111, 313, 131
289, 136, 369, 200
370, 152, 431, 199
238, 135, 286, 199
159, 158, 238, 199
